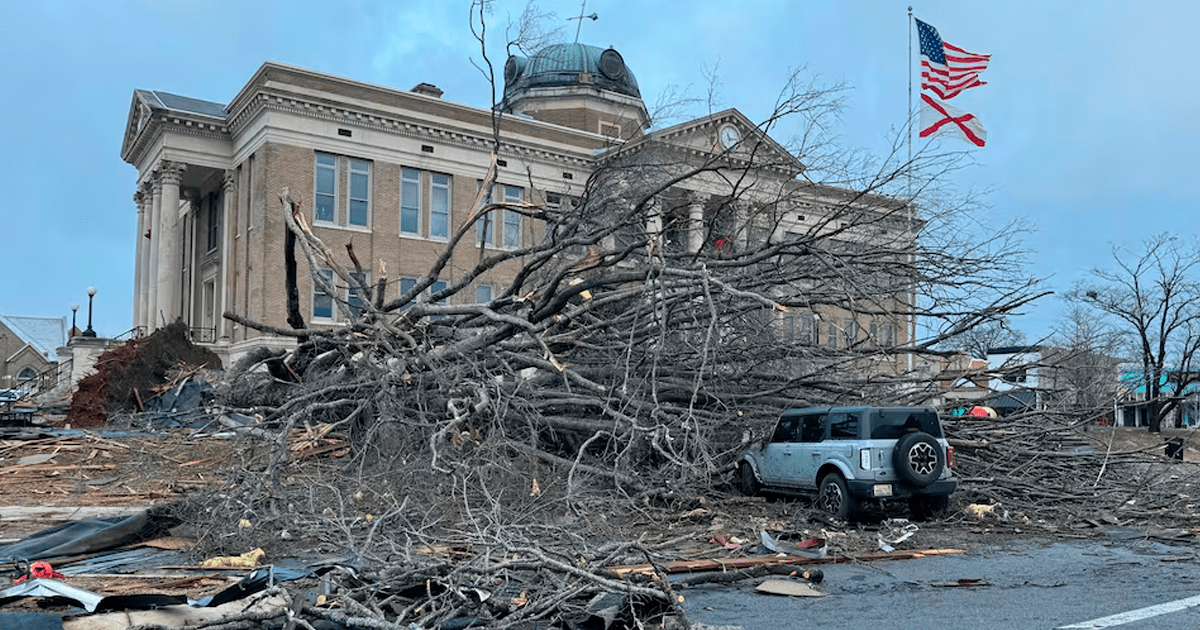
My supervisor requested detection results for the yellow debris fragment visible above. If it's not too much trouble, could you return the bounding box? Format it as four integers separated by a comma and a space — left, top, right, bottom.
201, 547, 266, 568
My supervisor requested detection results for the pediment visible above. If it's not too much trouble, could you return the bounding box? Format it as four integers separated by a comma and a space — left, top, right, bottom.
120, 90, 157, 164
6, 343, 48, 366
643, 109, 804, 176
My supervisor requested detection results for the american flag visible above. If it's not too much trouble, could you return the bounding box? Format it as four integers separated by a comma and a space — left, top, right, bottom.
915, 18, 990, 101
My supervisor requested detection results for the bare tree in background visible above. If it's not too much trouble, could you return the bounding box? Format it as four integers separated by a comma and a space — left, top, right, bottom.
940, 316, 1026, 360
1044, 303, 1124, 422
1069, 234, 1200, 432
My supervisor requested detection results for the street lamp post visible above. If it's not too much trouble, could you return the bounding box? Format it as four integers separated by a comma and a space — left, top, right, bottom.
70, 304, 79, 337
82, 287, 97, 338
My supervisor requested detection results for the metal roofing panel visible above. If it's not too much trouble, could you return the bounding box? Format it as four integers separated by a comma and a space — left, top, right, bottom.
0, 315, 67, 361
151, 91, 227, 119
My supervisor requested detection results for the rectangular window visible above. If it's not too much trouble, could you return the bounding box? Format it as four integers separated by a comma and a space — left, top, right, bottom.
873, 410, 943, 439
800, 314, 814, 345
201, 279, 216, 330
830, 413, 859, 439
843, 318, 857, 347
247, 154, 256, 231
313, 268, 334, 319
475, 283, 493, 304
315, 153, 337, 224
476, 215, 494, 246
476, 182, 494, 246
206, 193, 221, 252
430, 279, 448, 320
399, 277, 418, 310
503, 210, 522, 248
827, 322, 839, 350
430, 280, 447, 304
502, 185, 523, 248
800, 414, 826, 443
401, 168, 421, 235
348, 271, 368, 319
348, 160, 370, 226
430, 173, 450, 239
771, 415, 799, 443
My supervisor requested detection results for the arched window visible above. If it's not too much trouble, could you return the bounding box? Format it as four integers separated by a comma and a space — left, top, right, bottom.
17, 367, 37, 383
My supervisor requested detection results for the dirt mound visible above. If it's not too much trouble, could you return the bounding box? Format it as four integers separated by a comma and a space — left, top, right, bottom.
66, 322, 222, 426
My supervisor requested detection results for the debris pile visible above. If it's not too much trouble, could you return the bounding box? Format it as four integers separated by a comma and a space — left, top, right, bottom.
67, 322, 221, 426
946, 409, 1200, 536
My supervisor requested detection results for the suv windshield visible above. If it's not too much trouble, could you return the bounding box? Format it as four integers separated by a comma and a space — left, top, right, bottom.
870, 409, 943, 439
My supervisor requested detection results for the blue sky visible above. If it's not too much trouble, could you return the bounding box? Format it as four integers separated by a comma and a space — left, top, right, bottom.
1, 0, 1196, 341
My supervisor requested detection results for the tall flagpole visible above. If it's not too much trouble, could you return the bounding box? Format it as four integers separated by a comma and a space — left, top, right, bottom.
907, 6, 913, 198
906, 6, 915, 375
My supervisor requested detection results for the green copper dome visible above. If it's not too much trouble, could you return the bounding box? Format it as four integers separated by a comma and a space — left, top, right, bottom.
503, 43, 641, 100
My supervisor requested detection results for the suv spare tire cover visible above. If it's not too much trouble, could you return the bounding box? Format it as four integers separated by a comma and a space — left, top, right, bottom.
892, 431, 944, 487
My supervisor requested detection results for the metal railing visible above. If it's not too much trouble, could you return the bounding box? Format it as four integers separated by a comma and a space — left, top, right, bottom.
11, 357, 73, 399
113, 326, 147, 341
189, 327, 216, 344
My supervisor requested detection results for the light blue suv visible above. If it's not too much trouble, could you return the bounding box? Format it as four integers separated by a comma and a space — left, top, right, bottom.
737, 406, 957, 520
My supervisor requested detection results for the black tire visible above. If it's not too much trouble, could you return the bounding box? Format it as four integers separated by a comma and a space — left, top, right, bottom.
816, 472, 858, 521
892, 432, 945, 487
738, 461, 760, 496
909, 494, 950, 521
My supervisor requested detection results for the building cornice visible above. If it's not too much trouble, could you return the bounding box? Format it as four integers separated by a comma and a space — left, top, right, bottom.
229, 87, 597, 172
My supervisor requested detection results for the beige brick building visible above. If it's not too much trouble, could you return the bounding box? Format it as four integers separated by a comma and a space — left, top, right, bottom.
120, 43, 912, 367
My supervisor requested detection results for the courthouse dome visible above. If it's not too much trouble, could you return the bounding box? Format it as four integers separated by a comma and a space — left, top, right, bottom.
503, 43, 641, 101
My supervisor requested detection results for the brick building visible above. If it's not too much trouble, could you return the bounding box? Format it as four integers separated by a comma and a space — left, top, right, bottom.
0, 315, 68, 390
120, 43, 913, 366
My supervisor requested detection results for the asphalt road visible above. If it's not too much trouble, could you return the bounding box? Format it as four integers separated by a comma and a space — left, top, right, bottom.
679, 532, 1200, 629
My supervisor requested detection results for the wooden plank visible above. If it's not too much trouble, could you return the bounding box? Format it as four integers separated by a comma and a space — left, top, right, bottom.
606, 548, 965, 577
0, 506, 146, 522
756, 578, 823, 597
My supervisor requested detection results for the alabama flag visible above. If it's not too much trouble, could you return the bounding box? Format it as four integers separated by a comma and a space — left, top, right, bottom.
919, 93, 986, 147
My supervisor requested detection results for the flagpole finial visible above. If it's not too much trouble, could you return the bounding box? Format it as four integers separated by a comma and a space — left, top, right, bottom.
908, 6, 913, 13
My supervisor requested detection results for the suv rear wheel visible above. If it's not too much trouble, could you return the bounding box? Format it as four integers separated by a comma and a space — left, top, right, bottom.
816, 472, 858, 521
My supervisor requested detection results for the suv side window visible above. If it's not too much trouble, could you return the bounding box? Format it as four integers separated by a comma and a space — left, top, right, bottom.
771, 415, 800, 443
872, 410, 944, 439
800, 414, 826, 443
829, 412, 859, 440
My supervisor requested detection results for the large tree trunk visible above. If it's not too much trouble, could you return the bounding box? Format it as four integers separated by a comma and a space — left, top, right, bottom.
285, 227, 305, 331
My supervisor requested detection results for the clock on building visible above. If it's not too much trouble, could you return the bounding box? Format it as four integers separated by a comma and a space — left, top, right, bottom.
719, 124, 741, 149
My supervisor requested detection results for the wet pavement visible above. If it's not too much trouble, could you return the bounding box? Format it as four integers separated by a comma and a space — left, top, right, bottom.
680, 533, 1200, 629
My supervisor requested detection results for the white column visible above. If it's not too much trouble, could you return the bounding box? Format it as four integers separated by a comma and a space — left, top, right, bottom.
645, 199, 662, 259
184, 195, 197, 326
132, 189, 146, 331
147, 176, 162, 331
137, 182, 153, 331
155, 161, 186, 327
218, 170, 235, 339
688, 198, 705, 253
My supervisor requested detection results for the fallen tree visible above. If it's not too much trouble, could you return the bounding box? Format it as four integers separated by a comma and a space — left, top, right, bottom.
188, 5, 1047, 627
